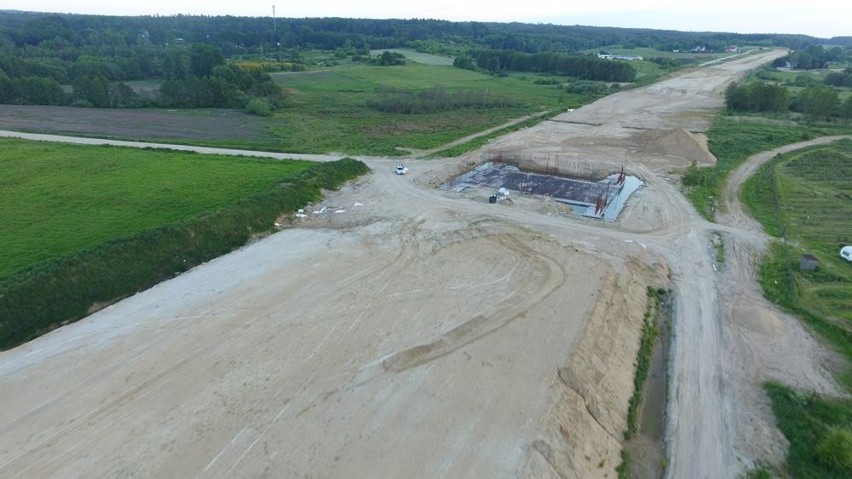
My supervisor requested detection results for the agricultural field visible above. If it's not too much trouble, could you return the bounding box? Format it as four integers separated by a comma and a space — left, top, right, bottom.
0, 104, 281, 150
778, 147, 852, 325
268, 62, 583, 156
686, 114, 852, 219
590, 46, 741, 61
0, 138, 314, 277
0, 61, 595, 157
744, 140, 852, 325
738, 139, 852, 479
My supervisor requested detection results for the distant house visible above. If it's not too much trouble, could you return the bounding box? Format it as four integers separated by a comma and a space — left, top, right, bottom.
800, 254, 819, 271
725, 46, 738, 53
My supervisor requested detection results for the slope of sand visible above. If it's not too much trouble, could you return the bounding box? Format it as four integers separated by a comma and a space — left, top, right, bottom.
0, 206, 662, 477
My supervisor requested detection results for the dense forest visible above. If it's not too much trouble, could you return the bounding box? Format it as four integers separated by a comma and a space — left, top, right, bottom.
0, 10, 850, 111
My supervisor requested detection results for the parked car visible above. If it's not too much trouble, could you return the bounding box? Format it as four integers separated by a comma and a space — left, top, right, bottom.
395, 164, 408, 175
841, 246, 852, 262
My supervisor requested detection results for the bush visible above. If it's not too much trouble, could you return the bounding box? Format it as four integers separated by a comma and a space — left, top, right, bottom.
816, 427, 852, 471
681, 160, 716, 187
366, 87, 517, 114
245, 97, 272, 116
564, 80, 610, 97
766, 382, 852, 478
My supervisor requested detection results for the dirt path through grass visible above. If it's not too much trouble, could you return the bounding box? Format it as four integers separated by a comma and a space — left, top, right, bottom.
710, 136, 850, 467
400, 110, 550, 158
0, 130, 349, 163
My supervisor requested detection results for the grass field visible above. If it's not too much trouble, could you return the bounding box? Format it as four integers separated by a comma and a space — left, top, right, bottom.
744, 140, 852, 476
755, 66, 837, 85
686, 113, 852, 219
269, 62, 583, 156
0, 138, 313, 276
744, 140, 852, 325
689, 66, 852, 219
765, 382, 852, 478
368, 48, 454, 66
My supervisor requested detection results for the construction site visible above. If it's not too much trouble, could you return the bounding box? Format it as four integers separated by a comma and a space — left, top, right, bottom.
442, 150, 644, 219
0, 49, 843, 479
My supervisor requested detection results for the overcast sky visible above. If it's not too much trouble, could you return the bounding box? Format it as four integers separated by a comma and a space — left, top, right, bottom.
4, 1, 849, 38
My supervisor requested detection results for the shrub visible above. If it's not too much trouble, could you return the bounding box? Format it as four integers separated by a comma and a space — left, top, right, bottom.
246, 97, 272, 116
816, 427, 852, 471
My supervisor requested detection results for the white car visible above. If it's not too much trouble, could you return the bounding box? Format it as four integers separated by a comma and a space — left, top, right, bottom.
841, 246, 852, 262
395, 165, 408, 175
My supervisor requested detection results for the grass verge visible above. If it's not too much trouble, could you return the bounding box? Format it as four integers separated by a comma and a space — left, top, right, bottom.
616, 449, 631, 479
625, 287, 667, 439
617, 287, 670, 478
765, 382, 852, 478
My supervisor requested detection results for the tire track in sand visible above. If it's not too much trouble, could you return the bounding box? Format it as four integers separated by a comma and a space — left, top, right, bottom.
382, 235, 564, 373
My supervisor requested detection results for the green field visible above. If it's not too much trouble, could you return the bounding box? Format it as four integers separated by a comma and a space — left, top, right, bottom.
0, 140, 367, 348
757, 68, 828, 84
685, 114, 852, 219
369, 48, 454, 66
743, 140, 852, 478
0, 139, 313, 276
765, 382, 852, 478
269, 62, 583, 156
744, 140, 852, 476
744, 140, 852, 325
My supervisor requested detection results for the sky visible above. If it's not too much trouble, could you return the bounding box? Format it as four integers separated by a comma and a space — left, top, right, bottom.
4, 0, 850, 38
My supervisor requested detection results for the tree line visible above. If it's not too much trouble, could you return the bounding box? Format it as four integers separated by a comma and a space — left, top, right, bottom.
459, 50, 636, 82
3, 10, 847, 63
773, 45, 848, 70
0, 41, 284, 111
1, 10, 850, 112
725, 80, 852, 120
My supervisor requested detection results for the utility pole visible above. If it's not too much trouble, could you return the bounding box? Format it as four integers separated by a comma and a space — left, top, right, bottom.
272, 5, 276, 32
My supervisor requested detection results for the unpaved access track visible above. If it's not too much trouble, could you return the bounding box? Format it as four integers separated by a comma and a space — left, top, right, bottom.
0, 49, 844, 478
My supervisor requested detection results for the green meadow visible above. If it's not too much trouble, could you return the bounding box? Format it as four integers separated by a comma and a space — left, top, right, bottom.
269, 62, 584, 156
745, 140, 852, 327
1, 139, 312, 276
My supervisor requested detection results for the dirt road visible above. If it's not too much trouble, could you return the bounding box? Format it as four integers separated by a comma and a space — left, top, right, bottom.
711, 136, 849, 468
1, 49, 838, 478
0, 130, 350, 163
